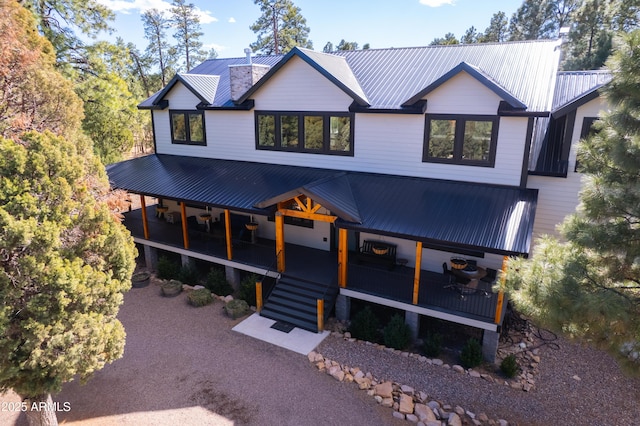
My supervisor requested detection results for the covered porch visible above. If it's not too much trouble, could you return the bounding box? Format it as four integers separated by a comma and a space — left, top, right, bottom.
123, 204, 504, 328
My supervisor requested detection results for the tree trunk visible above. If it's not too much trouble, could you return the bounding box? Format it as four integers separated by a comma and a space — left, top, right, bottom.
23, 393, 59, 426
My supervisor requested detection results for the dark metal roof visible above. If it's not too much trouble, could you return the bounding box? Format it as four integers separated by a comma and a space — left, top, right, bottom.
139, 40, 559, 113
108, 155, 537, 256
552, 70, 612, 111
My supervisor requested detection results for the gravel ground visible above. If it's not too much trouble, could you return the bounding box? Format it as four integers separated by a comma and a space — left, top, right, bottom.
1, 279, 404, 426
316, 332, 640, 425
2, 275, 639, 426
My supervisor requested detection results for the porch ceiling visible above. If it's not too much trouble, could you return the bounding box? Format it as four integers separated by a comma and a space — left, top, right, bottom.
107, 154, 537, 256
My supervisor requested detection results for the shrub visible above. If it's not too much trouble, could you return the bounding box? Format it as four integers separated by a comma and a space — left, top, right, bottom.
422, 332, 443, 357
383, 314, 412, 350
349, 307, 380, 342
500, 354, 519, 378
224, 299, 250, 319
238, 274, 258, 306
178, 264, 200, 285
161, 279, 183, 297
205, 268, 234, 296
188, 288, 213, 307
460, 338, 483, 369
157, 256, 180, 280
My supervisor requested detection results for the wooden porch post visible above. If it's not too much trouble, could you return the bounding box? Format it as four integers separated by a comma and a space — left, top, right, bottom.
317, 299, 324, 331
412, 241, 423, 305
224, 209, 233, 260
494, 256, 508, 324
338, 228, 348, 288
180, 202, 189, 249
256, 281, 263, 312
275, 211, 285, 272
139, 195, 149, 239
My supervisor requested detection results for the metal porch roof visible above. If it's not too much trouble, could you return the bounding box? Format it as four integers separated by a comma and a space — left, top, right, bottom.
108, 155, 537, 256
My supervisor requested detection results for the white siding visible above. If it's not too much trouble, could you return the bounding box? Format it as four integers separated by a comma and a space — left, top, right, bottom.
154, 83, 204, 156
528, 97, 609, 239
152, 62, 527, 186
425, 72, 503, 115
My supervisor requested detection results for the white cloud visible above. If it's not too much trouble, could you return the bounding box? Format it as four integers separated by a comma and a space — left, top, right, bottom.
97, 0, 218, 23
228, 17, 236, 23
203, 43, 226, 53
419, 0, 455, 7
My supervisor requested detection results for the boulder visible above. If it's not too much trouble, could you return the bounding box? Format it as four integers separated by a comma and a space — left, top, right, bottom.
375, 381, 393, 398
399, 393, 415, 414
415, 403, 437, 422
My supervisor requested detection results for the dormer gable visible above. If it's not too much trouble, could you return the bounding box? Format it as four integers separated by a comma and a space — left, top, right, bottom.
236, 47, 369, 107
138, 73, 220, 110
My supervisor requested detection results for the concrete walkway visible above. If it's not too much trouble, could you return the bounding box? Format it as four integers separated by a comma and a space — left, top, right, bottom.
1, 281, 404, 426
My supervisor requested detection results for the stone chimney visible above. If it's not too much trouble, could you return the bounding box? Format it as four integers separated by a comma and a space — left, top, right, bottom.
229, 48, 271, 102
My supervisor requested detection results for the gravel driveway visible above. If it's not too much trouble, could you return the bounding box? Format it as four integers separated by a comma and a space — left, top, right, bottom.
2, 280, 404, 426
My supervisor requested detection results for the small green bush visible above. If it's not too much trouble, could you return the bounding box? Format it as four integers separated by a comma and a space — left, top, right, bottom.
224, 299, 250, 319
161, 279, 183, 297
500, 354, 519, 378
460, 338, 483, 369
205, 268, 234, 296
382, 314, 412, 350
157, 256, 180, 280
422, 332, 443, 357
238, 274, 258, 306
178, 264, 200, 285
349, 307, 380, 342
188, 288, 213, 307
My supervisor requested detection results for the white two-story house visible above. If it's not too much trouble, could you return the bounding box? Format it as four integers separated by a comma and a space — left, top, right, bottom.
107, 39, 611, 361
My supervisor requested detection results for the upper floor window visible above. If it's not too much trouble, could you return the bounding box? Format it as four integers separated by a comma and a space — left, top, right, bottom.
256, 111, 353, 156
170, 110, 206, 146
423, 114, 498, 167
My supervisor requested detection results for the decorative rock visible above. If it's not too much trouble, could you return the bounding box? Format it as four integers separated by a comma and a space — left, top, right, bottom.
469, 370, 481, 378
307, 351, 317, 362
418, 391, 429, 402
223, 295, 234, 303
400, 384, 415, 395
193, 285, 205, 290
572, 375, 581, 381
328, 365, 345, 381
354, 370, 365, 379
392, 411, 405, 420
466, 410, 476, 419
448, 412, 462, 426
481, 374, 494, 383
399, 393, 415, 414
316, 361, 325, 371
472, 419, 482, 426
356, 377, 371, 390
454, 406, 465, 416
381, 397, 394, 408
375, 381, 393, 398
453, 365, 465, 373
406, 414, 419, 423
314, 353, 324, 362
425, 422, 441, 426
374, 395, 383, 403
427, 401, 440, 411
344, 331, 351, 338
415, 404, 437, 422
432, 358, 444, 366
498, 420, 509, 426
478, 413, 490, 422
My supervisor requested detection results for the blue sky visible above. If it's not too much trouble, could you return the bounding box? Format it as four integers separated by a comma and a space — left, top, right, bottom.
96, 0, 522, 58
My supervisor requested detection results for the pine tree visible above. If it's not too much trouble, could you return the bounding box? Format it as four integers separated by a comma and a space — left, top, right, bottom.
480, 11, 510, 42
250, 0, 312, 55
170, 0, 205, 72
142, 8, 173, 87
505, 30, 640, 362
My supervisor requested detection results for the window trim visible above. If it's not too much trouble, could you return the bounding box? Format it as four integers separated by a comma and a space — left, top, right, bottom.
422, 114, 499, 167
169, 110, 207, 146
255, 110, 354, 156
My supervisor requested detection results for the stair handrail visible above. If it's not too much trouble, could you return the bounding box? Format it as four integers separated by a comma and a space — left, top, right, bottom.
317, 276, 340, 331
255, 249, 282, 312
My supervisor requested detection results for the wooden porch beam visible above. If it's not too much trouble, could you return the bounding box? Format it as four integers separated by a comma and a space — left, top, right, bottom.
180, 202, 189, 249
412, 241, 423, 305
275, 212, 285, 272
338, 228, 348, 288
281, 208, 337, 223
494, 256, 508, 324
224, 209, 233, 260
140, 195, 149, 239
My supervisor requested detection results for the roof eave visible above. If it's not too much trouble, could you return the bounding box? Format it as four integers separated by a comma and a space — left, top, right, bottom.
551, 88, 603, 119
